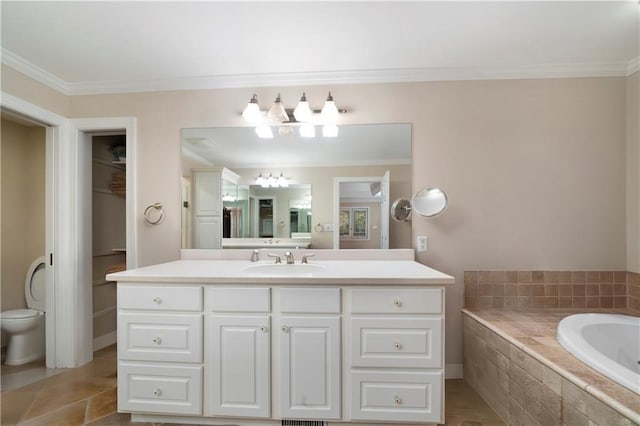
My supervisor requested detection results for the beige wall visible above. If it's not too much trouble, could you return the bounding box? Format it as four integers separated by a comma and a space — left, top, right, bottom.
627, 72, 640, 273
1, 64, 69, 118
1, 118, 46, 311
2, 67, 633, 366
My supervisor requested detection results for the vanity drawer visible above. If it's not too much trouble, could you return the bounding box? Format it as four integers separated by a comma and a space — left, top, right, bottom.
351, 317, 442, 368
280, 287, 341, 313
351, 288, 442, 314
118, 362, 202, 415
350, 370, 443, 423
118, 285, 203, 311
118, 313, 203, 362
208, 287, 270, 312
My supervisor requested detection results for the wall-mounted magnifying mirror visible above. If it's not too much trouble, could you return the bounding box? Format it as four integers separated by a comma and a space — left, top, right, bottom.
413, 188, 448, 217
391, 187, 448, 221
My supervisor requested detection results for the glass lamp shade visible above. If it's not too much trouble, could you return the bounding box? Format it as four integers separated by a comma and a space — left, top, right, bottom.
267, 94, 289, 123
255, 125, 273, 139
242, 94, 262, 124
256, 173, 265, 186
321, 92, 339, 122
293, 92, 312, 122
299, 124, 316, 138
277, 173, 289, 187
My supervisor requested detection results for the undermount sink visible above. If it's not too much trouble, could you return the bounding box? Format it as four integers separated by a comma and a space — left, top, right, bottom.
244, 263, 326, 276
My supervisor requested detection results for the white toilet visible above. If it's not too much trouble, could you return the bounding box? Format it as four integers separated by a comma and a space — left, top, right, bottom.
1, 256, 46, 365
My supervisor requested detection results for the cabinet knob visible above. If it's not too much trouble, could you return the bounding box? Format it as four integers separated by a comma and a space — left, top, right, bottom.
152, 336, 162, 344
394, 342, 402, 350
393, 298, 402, 307
153, 297, 162, 304
153, 388, 162, 397
281, 325, 289, 333
394, 395, 402, 405
260, 326, 268, 332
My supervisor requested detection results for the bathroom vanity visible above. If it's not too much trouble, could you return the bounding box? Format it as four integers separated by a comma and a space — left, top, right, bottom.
108, 250, 453, 425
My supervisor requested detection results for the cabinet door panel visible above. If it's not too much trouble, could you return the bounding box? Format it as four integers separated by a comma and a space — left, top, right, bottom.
208, 315, 270, 418
194, 216, 221, 249
280, 316, 340, 419
193, 172, 221, 216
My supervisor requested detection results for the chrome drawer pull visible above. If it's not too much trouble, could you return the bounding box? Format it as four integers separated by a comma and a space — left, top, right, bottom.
153, 388, 162, 397
153, 297, 162, 304
394, 395, 401, 405
394, 342, 402, 350
152, 336, 162, 344
393, 299, 402, 307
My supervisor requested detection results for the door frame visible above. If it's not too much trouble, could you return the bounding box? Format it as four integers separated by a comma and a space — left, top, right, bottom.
1, 91, 138, 368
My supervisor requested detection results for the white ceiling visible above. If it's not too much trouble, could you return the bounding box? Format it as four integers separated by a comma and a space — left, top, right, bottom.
1, 1, 638, 95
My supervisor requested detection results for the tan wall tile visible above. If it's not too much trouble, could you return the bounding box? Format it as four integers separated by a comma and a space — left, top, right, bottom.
518, 271, 532, 283
491, 270, 506, 284
562, 401, 589, 426
493, 283, 506, 296
558, 297, 573, 308
614, 296, 627, 308
562, 378, 587, 414
614, 284, 627, 295
545, 285, 559, 296
541, 365, 562, 395
586, 271, 599, 283
585, 284, 599, 296
586, 296, 600, 308
478, 270, 492, 285
506, 271, 518, 284
465, 282, 478, 297
585, 393, 635, 426
600, 284, 613, 296
464, 270, 478, 284
573, 271, 586, 284
572, 297, 586, 308
600, 296, 613, 308
532, 285, 545, 297
614, 271, 627, 284
573, 285, 586, 296
532, 271, 545, 283
558, 285, 572, 297
599, 271, 613, 284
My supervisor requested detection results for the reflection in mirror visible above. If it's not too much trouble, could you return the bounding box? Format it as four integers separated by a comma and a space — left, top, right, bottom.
181, 123, 412, 249
412, 188, 448, 217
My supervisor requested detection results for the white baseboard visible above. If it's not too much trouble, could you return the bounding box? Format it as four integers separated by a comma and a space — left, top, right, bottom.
445, 363, 464, 379
93, 331, 117, 351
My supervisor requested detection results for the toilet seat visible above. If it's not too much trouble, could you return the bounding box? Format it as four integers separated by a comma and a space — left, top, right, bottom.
25, 256, 46, 312
1, 309, 42, 319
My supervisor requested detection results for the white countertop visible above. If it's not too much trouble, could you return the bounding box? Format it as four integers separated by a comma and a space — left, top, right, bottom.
106, 259, 454, 285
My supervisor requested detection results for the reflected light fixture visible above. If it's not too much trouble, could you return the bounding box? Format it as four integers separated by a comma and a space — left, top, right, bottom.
255, 124, 273, 139
267, 93, 289, 123
293, 92, 312, 122
242, 94, 262, 124
299, 124, 315, 138
322, 124, 338, 137
256, 172, 289, 188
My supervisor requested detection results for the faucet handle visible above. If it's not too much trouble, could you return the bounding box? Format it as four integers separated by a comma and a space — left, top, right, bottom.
267, 253, 281, 264
301, 253, 315, 264
251, 249, 259, 262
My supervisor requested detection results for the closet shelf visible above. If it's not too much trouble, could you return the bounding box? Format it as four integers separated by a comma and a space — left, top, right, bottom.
93, 280, 116, 287
92, 158, 125, 169
93, 305, 116, 318
111, 248, 126, 253
94, 251, 126, 258
92, 187, 124, 196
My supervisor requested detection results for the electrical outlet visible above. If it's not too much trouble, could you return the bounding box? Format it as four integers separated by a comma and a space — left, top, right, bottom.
416, 236, 428, 252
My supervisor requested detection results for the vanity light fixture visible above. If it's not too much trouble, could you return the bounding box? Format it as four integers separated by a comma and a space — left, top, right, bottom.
299, 124, 316, 138
293, 92, 313, 122
267, 93, 289, 123
256, 172, 289, 188
320, 92, 339, 122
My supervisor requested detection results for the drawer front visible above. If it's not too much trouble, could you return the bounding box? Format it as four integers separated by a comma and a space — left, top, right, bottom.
118, 285, 203, 311
280, 287, 341, 313
351, 317, 442, 368
208, 287, 270, 312
351, 370, 443, 423
351, 288, 442, 314
118, 313, 203, 362
118, 362, 202, 415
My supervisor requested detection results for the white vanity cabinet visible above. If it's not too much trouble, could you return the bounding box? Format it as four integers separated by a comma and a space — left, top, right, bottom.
112, 258, 452, 425
117, 285, 204, 415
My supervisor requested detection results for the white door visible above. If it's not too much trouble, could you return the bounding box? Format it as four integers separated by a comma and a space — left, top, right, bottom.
208, 315, 270, 418
380, 170, 390, 249
194, 216, 221, 249
193, 171, 221, 216
279, 316, 341, 419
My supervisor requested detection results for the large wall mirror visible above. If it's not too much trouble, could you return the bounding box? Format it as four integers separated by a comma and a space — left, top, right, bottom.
181, 123, 412, 249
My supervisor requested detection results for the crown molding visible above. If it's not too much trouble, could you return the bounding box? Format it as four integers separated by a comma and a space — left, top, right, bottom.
2, 49, 638, 96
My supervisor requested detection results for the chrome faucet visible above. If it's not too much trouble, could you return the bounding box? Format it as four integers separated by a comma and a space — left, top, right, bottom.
251, 249, 259, 262
267, 253, 281, 264
301, 253, 315, 264
284, 251, 295, 264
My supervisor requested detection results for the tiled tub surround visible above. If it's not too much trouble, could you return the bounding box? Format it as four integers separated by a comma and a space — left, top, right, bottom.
464, 271, 640, 313
463, 309, 640, 426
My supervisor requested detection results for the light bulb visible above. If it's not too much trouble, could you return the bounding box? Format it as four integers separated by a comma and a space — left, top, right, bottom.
278, 173, 289, 187
322, 124, 338, 137
321, 92, 339, 122
256, 173, 265, 186
242, 94, 262, 124
255, 125, 273, 139
293, 92, 312, 122
299, 124, 315, 138
267, 93, 289, 123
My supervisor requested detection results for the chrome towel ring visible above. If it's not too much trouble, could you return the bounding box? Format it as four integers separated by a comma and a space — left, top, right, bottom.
144, 203, 164, 225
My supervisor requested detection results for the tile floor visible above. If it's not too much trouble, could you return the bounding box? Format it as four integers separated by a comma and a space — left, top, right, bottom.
1, 345, 503, 425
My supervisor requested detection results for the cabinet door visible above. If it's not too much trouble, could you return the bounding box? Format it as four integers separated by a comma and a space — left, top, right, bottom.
193, 171, 221, 216
194, 216, 221, 249
279, 316, 340, 419
208, 315, 270, 418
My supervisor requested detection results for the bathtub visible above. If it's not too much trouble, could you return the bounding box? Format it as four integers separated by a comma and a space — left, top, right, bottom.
557, 313, 640, 395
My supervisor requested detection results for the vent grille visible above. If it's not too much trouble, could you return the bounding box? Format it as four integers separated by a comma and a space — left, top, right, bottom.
281, 421, 327, 426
